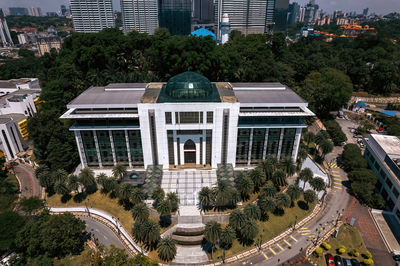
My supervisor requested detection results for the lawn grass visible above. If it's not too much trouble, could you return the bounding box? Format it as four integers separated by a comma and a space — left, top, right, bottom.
310, 224, 371, 265
211, 195, 316, 261
54, 245, 93, 266
204, 192, 260, 214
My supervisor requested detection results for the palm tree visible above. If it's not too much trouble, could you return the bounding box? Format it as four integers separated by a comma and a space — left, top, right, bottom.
274, 192, 291, 209
103, 177, 118, 193
151, 186, 165, 203
234, 173, 254, 201
286, 184, 301, 206
204, 221, 222, 259
157, 237, 176, 262
118, 183, 133, 204
112, 163, 127, 181
249, 168, 265, 191
303, 131, 315, 146
131, 187, 145, 205
53, 169, 69, 183
239, 219, 258, 244
309, 177, 326, 192
243, 203, 261, 221
319, 139, 334, 159
166, 192, 179, 212
280, 157, 296, 177
36, 166, 53, 190
260, 156, 278, 180
142, 219, 160, 247
54, 180, 70, 195
298, 168, 313, 190
214, 179, 239, 208
304, 189, 317, 206
132, 202, 149, 222
79, 168, 95, 192
67, 175, 80, 194
220, 226, 236, 250
199, 186, 214, 210
157, 200, 171, 217
272, 169, 287, 187
297, 146, 308, 164
229, 209, 246, 230
257, 196, 276, 214
315, 131, 329, 146
132, 222, 145, 243
260, 184, 277, 198
96, 173, 108, 188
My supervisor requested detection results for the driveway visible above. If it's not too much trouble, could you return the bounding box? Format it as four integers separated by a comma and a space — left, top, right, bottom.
13, 164, 41, 198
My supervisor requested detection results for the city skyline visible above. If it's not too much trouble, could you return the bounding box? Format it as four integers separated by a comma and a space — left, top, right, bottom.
0, 0, 399, 15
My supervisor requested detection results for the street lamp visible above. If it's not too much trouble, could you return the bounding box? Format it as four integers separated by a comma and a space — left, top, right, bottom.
293, 215, 298, 232
335, 210, 341, 227
85, 198, 90, 217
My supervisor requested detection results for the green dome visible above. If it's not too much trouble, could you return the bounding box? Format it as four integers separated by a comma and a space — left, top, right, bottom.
165, 72, 213, 99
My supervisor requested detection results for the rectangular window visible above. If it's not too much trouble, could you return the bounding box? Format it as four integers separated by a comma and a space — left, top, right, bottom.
179, 112, 200, 123
165, 112, 172, 124
206, 130, 212, 165
207, 112, 213, 123
281, 128, 296, 158
250, 128, 266, 164
392, 186, 399, 199
385, 177, 393, 189
128, 130, 144, 167
200, 112, 203, 123
112, 130, 129, 165
167, 131, 174, 165
266, 128, 281, 156
235, 128, 251, 165
175, 112, 179, 124
96, 131, 114, 166
81, 131, 98, 167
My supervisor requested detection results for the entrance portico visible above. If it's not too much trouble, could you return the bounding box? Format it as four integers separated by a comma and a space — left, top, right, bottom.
173, 131, 207, 168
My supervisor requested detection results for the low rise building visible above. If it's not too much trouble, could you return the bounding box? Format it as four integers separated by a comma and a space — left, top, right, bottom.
364, 134, 400, 224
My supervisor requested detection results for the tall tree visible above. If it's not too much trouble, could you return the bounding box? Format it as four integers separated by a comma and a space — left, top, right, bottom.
309, 177, 326, 192
260, 184, 277, 198
118, 183, 133, 204
286, 184, 302, 206
260, 156, 278, 180
157, 237, 176, 262
239, 219, 258, 244
131, 187, 145, 205
272, 169, 287, 187
151, 186, 165, 204
132, 202, 149, 222
243, 203, 261, 221
198, 186, 214, 210
112, 163, 127, 181
304, 189, 317, 206
229, 209, 246, 230
220, 226, 236, 250
257, 196, 276, 215
299, 168, 313, 190
79, 168, 95, 191
204, 221, 222, 259
67, 174, 80, 194
303, 131, 315, 145
249, 168, 265, 191
279, 157, 296, 177
319, 139, 334, 158
234, 173, 254, 201
274, 192, 291, 209
166, 192, 179, 212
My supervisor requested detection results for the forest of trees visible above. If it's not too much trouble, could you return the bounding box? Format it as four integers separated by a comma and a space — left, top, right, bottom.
0, 20, 399, 173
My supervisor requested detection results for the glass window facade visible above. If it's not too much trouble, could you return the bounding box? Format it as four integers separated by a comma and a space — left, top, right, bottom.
81, 131, 99, 167
236, 128, 250, 164
239, 116, 302, 125
97, 131, 114, 166
266, 128, 281, 156
281, 128, 296, 158
251, 128, 266, 164
207, 112, 213, 123
112, 131, 129, 165
128, 130, 144, 166
179, 112, 200, 123
165, 112, 172, 124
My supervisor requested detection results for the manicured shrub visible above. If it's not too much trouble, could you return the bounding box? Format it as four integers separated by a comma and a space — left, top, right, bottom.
338, 246, 346, 254
315, 247, 323, 257
363, 258, 374, 265
364, 251, 372, 259
350, 249, 359, 257
321, 242, 331, 250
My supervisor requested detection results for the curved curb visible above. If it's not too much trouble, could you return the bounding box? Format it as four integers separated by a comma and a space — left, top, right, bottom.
49, 207, 146, 256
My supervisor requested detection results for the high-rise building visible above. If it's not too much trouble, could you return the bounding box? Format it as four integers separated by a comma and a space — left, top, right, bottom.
61, 5, 68, 16
159, 0, 191, 35
70, 0, 115, 33
299, 7, 305, 22
363, 8, 369, 16
28, 7, 43, 17
272, 0, 289, 32
0, 9, 13, 47
287, 2, 300, 25
120, 0, 159, 35
192, 0, 214, 25
9, 7, 29, 16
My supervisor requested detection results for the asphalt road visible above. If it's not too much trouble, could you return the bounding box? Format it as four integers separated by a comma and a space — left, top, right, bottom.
79, 216, 125, 250
13, 164, 41, 198
233, 146, 352, 266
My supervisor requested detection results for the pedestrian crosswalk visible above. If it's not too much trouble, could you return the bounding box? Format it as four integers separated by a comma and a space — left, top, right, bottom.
253, 235, 298, 262
329, 164, 343, 190
328, 162, 344, 169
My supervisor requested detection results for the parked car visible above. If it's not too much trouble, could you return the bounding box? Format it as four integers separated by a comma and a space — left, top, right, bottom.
326, 254, 335, 266
350, 128, 355, 133
334, 255, 343, 266
353, 134, 363, 138
359, 143, 365, 148
342, 258, 352, 266
350, 258, 360, 266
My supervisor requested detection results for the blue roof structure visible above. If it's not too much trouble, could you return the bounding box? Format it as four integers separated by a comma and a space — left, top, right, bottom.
356, 101, 367, 107
380, 110, 398, 117
191, 28, 216, 40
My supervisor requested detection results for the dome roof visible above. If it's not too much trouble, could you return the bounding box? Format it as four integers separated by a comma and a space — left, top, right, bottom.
165, 72, 213, 99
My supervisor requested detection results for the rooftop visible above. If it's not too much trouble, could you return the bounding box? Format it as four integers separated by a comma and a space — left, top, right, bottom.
371, 134, 400, 157
0, 89, 41, 105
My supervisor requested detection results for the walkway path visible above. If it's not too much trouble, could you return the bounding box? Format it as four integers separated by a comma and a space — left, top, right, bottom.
14, 163, 41, 198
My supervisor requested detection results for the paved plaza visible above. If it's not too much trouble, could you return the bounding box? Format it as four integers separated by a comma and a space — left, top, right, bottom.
161, 170, 217, 206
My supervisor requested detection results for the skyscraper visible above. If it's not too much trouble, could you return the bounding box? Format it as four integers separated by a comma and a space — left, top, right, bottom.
120, 0, 159, 34
70, 0, 115, 33
192, 0, 214, 25
287, 2, 300, 25
61, 5, 68, 16
0, 9, 13, 47
363, 8, 369, 16
271, 0, 289, 32
28, 7, 43, 16
9, 7, 29, 16
159, 0, 191, 35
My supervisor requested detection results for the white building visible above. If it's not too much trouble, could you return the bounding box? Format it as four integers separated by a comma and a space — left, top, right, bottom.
62, 72, 314, 170
120, 0, 159, 35
0, 8, 13, 47
365, 134, 400, 224
0, 78, 41, 96
70, 0, 115, 33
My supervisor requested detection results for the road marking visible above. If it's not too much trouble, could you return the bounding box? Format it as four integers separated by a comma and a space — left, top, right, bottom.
298, 229, 311, 233
277, 244, 284, 251
290, 235, 298, 242
269, 247, 277, 255
334, 186, 342, 189
333, 178, 342, 181
283, 239, 291, 246
334, 182, 342, 185
332, 174, 341, 177
332, 170, 340, 173
300, 227, 308, 229
261, 251, 268, 260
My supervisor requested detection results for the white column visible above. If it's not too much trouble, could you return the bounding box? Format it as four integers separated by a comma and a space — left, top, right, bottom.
277, 128, 285, 159
291, 128, 302, 161
195, 141, 200, 165
93, 130, 102, 168
125, 130, 132, 168
109, 130, 117, 165
202, 130, 206, 165
75, 131, 87, 168
262, 128, 269, 160
173, 131, 178, 167
247, 128, 254, 165
180, 141, 185, 166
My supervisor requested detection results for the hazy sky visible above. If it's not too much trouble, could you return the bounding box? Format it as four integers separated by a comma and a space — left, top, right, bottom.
0, 0, 399, 15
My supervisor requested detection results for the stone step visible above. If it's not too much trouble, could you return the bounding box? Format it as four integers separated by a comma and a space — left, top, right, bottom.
173, 245, 209, 264
178, 215, 202, 224
174, 223, 205, 236
171, 234, 204, 245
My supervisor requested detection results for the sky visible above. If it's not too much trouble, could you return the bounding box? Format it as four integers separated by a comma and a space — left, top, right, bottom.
0, 0, 399, 15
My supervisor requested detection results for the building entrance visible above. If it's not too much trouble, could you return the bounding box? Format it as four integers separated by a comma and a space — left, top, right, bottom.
184, 139, 196, 164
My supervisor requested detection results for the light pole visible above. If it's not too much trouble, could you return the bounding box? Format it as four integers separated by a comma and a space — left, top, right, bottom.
335, 210, 341, 227
85, 198, 90, 217
293, 215, 298, 232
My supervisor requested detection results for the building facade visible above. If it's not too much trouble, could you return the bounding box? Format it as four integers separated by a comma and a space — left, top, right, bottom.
70, 0, 115, 33
62, 72, 314, 170
159, 0, 191, 35
365, 134, 400, 224
0, 9, 13, 47
120, 0, 159, 34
